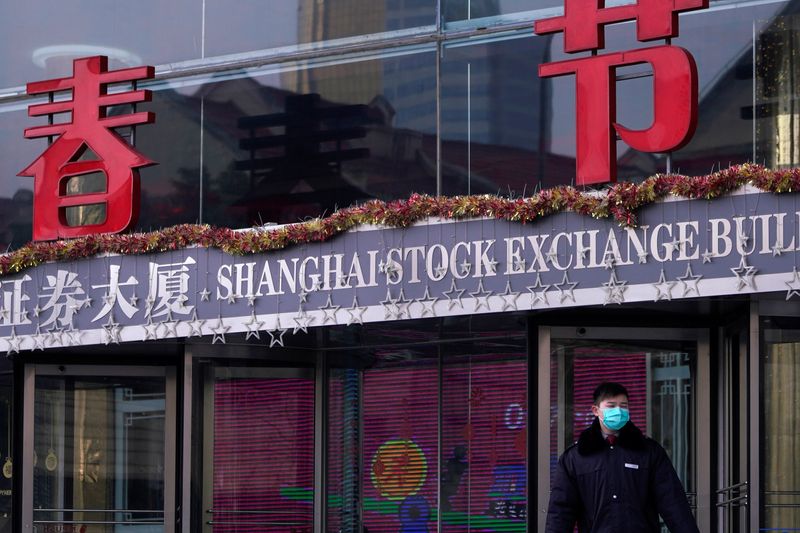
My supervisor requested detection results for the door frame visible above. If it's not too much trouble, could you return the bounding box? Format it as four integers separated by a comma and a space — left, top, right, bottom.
536, 326, 711, 532
21, 364, 177, 533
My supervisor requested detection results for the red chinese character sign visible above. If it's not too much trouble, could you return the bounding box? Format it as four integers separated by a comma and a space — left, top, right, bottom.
19, 56, 155, 241
535, 0, 708, 185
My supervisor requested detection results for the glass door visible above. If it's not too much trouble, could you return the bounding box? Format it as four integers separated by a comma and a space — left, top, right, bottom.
21, 365, 176, 533
196, 363, 315, 533
536, 327, 711, 532
716, 322, 749, 532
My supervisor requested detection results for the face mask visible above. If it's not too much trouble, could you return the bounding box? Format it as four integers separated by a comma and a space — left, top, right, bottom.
602, 407, 630, 431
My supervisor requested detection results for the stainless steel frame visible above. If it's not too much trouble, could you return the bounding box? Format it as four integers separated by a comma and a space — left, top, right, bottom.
536, 326, 712, 532
21, 364, 177, 533
749, 300, 760, 532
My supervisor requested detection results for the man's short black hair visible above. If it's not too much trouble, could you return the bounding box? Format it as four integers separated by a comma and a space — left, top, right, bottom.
593, 382, 629, 405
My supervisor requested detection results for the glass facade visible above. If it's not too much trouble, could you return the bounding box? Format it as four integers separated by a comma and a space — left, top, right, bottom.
327, 328, 528, 532
762, 319, 800, 530
3, 1, 800, 532
0, 0, 795, 247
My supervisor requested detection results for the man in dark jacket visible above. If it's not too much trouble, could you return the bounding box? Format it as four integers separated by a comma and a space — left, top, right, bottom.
546, 382, 699, 533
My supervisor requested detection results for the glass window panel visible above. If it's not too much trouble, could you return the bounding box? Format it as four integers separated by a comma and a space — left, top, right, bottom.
549, 338, 697, 518
762, 322, 800, 529
135, 81, 202, 230
328, 347, 440, 533
601, 2, 788, 180
0, 358, 11, 531
327, 333, 528, 533
441, 342, 528, 531
443, 0, 560, 26
204, 0, 436, 58
199, 48, 437, 228
33, 374, 167, 532
444, 2, 789, 195
200, 364, 315, 533
0, 106, 42, 249
755, 11, 800, 169
0, 1, 202, 89
441, 34, 574, 194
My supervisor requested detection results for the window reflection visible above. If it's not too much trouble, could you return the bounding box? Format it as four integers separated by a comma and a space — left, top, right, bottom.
443, 0, 560, 25
328, 335, 527, 533
441, 34, 571, 194
135, 85, 202, 230
0, 0, 202, 89
205, 0, 436, 58
762, 323, 800, 529
199, 50, 437, 228
756, 11, 800, 169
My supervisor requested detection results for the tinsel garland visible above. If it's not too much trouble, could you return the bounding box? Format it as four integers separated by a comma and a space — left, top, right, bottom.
2, 163, 798, 277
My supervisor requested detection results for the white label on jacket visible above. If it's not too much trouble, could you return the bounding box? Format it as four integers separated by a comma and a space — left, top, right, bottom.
624, 463, 639, 469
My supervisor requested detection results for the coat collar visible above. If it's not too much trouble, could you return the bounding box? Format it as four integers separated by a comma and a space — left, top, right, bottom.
577, 417, 647, 455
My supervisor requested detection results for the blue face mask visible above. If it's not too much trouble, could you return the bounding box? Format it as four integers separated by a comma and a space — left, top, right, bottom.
602, 407, 630, 431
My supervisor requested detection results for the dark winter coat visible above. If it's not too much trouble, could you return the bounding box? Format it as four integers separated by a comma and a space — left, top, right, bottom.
545, 419, 699, 533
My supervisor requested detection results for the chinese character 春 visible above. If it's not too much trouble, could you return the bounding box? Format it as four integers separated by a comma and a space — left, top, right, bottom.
19, 56, 155, 240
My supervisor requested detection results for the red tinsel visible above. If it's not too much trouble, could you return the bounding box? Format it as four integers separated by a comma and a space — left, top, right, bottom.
0, 163, 795, 277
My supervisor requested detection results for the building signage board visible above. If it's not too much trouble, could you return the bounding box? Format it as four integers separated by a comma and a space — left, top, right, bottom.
0, 188, 797, 351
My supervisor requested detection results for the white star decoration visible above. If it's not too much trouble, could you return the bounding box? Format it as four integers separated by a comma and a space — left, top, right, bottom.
731, 255, 757, 291
602, 252, 617, 270
442, 279, 465, 311
211, 319, 229, 344
161, 309, 179, 338
602, 271, 627, 305
187, 310, 205, 338
244, 312, 265, 341
65, 326, 83, 346
415, 287, 438, 318
293, 306, 313, 334
555, 272, 578, 304
6, 326, 20, 355
499, 281, 519, 312
470, 279, 492, 312
652, 269, 676, 302
527, 274, 550, 307
395, 289, 412, 318
346, 296, 368, 325
268, 317, 288, 348
786, 268, 800, 300
676, 264, 702, 297
319, 295, 340, 324
31, 325, 46, 352
103, 314, 122, 345
142, 316, 161, 342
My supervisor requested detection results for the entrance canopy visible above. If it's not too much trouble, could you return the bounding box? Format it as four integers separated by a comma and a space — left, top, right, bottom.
0, 184, 797, 351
